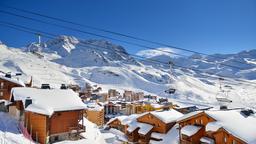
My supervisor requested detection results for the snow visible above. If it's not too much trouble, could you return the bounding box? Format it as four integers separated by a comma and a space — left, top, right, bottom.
205, 110, 256, 143
180, 125, 202, 137
136, 47, 175, 58
0, 75, 25, 87
85, 102, 104, 111
150, 109, 184, 123
205, 121, 222, 132
75, 117, 106, 144
151, 132, 166, 139
107, 115, 128, 125
0, 112, 34, 144
200, 137, 215, 144
1, 43, 256, 110
176, 111, 203, 122
149, 124, 179, 144
11, 87, 86, 116
137, 122, 154, 135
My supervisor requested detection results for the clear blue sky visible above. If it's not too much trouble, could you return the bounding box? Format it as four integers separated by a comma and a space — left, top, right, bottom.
0, 0, 255, 55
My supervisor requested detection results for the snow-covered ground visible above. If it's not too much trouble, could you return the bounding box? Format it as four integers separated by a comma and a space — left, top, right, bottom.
0, 37, 256, 108
0, 112, 33, 144
1, 36, 256, 143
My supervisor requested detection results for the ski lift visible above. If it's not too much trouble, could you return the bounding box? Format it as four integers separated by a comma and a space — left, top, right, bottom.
216, 78, 232, 109
165, 60, 176, 94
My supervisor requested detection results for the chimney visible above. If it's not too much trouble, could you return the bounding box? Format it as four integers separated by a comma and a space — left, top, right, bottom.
25, 97, 32, 108
41, 84, 50, 89
5, 73, 11, 78
60, 84, 67, 89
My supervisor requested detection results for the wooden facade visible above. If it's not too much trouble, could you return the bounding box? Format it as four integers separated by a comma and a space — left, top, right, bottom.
85, 109, 104, 126
108, 118, 127, 133
24, 110, 85, 144
178, 112, 247, 144
137, 113, 175, 134
0, 77, 23, 101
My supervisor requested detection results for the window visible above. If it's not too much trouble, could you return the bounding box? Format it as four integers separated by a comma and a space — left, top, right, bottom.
0, 92, 3, 97
232, 140, 236, 144
200, 119, 203, 125
224, 136, 227, 143
0, 82, 3, 89
195, 119, 198, 124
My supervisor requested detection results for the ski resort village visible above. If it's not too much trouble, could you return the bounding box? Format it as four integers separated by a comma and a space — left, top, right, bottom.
0, 1, 256, 144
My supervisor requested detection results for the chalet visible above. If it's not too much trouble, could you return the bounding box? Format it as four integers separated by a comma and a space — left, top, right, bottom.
0, 74, 26, 112
0, 74, 25, 101
177, 109, 256, 144
9, 87, 86, 144
84, 102, 104, 126
107, 109, 183, 144
107, 115, 129, 133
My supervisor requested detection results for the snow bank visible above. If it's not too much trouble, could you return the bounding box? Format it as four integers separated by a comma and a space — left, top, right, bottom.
0, 112, 34, 144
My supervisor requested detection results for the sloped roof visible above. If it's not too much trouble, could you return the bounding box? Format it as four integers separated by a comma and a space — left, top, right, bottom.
0, 75, 25, 87
150, 109, 184, 123
205, 110, 256, 143
11, 87, 86, 116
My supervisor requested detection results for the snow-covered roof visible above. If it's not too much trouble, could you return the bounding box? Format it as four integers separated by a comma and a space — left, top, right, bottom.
150, 103, 164, 109
176, 111, 203, 122
205, 121, 222, 132
200, 137, 215, 144
180, 125, 202, 137
151, 132, 166, 140
205, 110, 256, 143
150, 109, 183, 123
0, 75, 25, 87
11, 87, 86, 116
85, 102, 104, 111
137, 122, 153, 135
107, 115, 128, 125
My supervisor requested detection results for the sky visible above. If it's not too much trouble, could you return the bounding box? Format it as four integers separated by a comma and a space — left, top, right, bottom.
0, 0, 255, 55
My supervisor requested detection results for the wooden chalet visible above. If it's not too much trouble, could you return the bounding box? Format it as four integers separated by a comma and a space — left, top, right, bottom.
0, 74, 25, 101
9, 87, 86, 144
107, 115, 129, 133
108, 109, 183, 144
177, 110, 256, 144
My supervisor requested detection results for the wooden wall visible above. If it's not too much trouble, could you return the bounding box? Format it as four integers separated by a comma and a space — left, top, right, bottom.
179, 113, 215, 128
86, 109, 104, 126
108, 119, 127, 133
25, 112, 47, 144
49, 110, 81, 135
0, 78, 23, 100
137, 113, 171, 133
213, 129, 246, 144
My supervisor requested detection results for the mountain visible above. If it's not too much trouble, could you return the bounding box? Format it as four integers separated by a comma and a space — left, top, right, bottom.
138, 48, 256, 80
0, 36, 256, 110
39, 35, 140, 67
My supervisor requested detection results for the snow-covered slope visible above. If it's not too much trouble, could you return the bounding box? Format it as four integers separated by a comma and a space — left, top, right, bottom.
0, 37, 256, 110
41, 35, 140, 67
